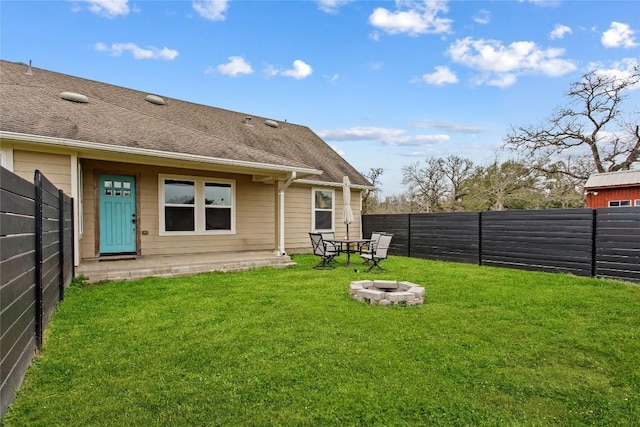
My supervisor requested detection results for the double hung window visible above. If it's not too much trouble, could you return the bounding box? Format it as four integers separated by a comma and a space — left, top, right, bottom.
160, 175, 234, 234
313, 189, 334, 231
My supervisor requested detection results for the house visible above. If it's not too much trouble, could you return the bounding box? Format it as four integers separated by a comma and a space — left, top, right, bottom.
584, 170, 640, 208
0, 60, 371, 267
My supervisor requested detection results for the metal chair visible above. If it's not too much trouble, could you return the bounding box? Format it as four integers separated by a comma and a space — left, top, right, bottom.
360, 231, 383, 263
360, 233, 393, 272
309, 233, 339, 269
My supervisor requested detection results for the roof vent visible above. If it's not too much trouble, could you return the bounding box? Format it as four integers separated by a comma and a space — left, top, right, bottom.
264, 119, 279, 128
145, 94, 165, 105
245, 117, 252, 125
59, 91, 88, 103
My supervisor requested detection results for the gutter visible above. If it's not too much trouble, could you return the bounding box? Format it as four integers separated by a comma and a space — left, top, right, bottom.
0, 131, 323, 177
277, 172, 296, 256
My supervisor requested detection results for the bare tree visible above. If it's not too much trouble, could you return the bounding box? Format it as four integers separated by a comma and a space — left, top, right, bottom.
504, 67, 640, 178
361, 167, 383, 214
402, 158, 447, 212
442, 155, 474, 211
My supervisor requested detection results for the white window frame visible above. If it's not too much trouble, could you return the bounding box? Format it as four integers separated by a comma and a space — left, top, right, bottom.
635, 199, 640, 207
608, 200, 631, 207
159, 174, 235, 235
311, 188, 334, 232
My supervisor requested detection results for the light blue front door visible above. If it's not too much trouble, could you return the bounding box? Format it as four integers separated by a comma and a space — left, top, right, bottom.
99, 174, 137, 254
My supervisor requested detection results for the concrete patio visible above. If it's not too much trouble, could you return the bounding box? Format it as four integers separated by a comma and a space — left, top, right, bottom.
76, 251, 297, 283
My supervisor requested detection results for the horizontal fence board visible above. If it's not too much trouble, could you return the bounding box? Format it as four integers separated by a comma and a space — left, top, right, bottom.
0, 252, 37, 285
0, 317, 35, 392
0, 234, 36, 261
0, 213, 37, 237
1, 168, 34, 199
0, 188, 36, 217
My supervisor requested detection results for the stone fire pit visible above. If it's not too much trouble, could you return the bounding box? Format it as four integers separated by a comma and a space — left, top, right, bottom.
349, 280, 425, 306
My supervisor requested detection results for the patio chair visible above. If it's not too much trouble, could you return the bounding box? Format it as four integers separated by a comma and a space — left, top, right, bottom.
360, 233, 393, 273
360, 231, 383, 263
309, 233, 339, 269
321, 232, 340, 255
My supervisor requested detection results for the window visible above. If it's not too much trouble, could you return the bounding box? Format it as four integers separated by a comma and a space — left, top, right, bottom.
608, 200, 631, 207
635, 200, 640, 207
313, 189, 334, 231
160, 175, 234, 234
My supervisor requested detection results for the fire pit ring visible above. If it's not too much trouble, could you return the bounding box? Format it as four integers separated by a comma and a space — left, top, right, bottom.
349, 280, 425, 306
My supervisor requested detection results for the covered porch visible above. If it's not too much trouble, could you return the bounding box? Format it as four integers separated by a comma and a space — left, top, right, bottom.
77, 251, 297, 283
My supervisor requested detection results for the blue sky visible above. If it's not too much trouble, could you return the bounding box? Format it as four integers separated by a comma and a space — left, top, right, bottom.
1, 0, 639, 196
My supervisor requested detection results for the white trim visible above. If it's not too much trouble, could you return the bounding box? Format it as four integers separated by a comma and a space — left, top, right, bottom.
311, 187, 335, 232
0, 131, 323, 176
158, 173, 236, 235
296, 178, 373, 190
70, 155, 81, 267
0, 142, 14, 171
277, 172, 296, 256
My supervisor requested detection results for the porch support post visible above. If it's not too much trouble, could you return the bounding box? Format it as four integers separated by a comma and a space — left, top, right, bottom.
276, 172, 296, 256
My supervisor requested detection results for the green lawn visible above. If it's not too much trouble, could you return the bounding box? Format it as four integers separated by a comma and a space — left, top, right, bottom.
3, 254, 639, 426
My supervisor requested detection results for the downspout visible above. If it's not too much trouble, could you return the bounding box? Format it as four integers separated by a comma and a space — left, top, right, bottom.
277, 171, 296, 256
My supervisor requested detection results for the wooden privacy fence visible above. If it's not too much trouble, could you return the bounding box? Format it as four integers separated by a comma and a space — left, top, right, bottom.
1, 167, 74, 417
363, 207, 640, 283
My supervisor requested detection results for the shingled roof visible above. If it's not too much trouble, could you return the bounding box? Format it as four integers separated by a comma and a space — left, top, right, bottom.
0, 59, 370, 187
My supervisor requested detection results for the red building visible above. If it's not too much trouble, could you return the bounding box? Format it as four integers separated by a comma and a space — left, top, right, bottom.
584, 170, 640, 208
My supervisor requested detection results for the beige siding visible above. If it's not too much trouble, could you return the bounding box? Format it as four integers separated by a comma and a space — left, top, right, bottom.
284, 184, 362, 254
13, 150, 72, 194
79, 160, 277, 259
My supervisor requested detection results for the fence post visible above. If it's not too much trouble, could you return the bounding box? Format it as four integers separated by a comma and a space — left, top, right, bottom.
407, 213, 412, 258
591, 209, 597, 278
34, 171, 44, 352
478, 211, 483, 266
59, 189, 65, 301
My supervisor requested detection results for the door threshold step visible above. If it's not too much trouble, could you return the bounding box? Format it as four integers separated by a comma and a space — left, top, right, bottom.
99, 255, 137, 262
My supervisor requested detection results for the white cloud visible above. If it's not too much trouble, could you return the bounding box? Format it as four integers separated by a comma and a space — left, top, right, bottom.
446, 37, 576, 86
473, 9, 490, 25
369, 0, 452, 36
317, 126, 449, 146
324, 74, 340, 84
208, 56, 253, 77
415, 66, 458, 85
193, 0, 229, 21
281, 60, 313, 80
316, 0, 353, 14
601, 22, 638, 48
519, 0, 560, 7
415, 119, 485, 134
550, 24, 572, 40
94, 42, 178, 60
80, 0, 130, 17
589, 58, 640, 89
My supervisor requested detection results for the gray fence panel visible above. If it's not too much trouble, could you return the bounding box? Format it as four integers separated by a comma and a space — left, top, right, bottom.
595, 207, 640, 282
1, 167, 74, 417
410, 212, 479, 264
364, 207, 638, 283
362, 214, 410, 256
0, 168, 38, 416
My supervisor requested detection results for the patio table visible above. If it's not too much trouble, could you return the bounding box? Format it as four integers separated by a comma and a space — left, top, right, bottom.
325, 238, 371, 266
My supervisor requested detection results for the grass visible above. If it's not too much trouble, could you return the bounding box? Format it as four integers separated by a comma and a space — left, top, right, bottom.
3, 254, 639, 426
